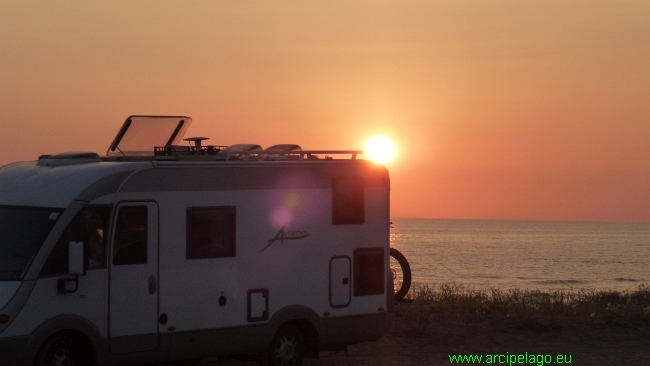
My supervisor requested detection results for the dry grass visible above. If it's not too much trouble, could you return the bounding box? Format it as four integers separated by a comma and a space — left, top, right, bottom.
395, 282, 650, 335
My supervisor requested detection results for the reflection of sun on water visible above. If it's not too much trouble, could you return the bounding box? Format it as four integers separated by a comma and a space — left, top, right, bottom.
365, 137, 396, 164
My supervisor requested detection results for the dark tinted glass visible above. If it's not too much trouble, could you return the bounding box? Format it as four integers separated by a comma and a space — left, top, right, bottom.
113, 206, 148, 265
187, 206, 236, 259
332, 176, 365, 225
40, 206, 111, 276
1, 206, 62, 280
354, 247, 385, 296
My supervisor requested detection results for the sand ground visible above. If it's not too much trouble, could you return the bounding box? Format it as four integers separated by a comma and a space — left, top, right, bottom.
188, 308, 650, 366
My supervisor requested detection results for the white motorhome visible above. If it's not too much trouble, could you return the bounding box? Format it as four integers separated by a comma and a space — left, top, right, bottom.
0, 116, 409, 366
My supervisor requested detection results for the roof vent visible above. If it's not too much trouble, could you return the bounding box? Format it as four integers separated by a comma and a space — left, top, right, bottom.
259, 144, 302, 160
219, 144, 263, 160
37, 152, 101, 166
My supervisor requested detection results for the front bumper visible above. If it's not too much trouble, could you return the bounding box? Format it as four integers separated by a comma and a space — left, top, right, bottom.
0, 334, 32, 366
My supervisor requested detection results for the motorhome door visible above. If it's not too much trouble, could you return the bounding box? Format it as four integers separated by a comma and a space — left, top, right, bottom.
109, 202, 159, 353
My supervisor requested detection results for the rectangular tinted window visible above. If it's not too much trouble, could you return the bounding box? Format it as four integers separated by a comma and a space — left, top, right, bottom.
332, 176, 365, 225
187, 206, 236, 259
353, 247, 385, 296
113, 206, 148, 265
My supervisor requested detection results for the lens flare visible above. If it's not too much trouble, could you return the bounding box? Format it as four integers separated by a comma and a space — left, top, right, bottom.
271, 207, 293, 227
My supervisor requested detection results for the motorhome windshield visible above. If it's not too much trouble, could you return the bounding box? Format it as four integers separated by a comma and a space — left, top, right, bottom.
0, 206, 62, 280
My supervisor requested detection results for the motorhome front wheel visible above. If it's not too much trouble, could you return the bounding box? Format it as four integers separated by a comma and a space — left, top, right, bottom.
34, 333, 93, 366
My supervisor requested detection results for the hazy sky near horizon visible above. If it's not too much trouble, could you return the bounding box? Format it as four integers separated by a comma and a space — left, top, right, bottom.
1, 1, 648, 222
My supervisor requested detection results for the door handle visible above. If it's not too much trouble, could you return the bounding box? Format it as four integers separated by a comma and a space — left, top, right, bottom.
148, 275, 157, 294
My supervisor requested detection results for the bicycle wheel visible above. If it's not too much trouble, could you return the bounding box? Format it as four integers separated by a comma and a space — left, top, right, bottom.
390, 247, 412, 303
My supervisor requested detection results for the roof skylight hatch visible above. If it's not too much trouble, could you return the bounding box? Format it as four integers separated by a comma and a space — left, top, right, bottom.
106, 115, 192, 156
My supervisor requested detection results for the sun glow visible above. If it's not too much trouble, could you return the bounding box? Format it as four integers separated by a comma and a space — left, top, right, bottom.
365, 137, 396, 164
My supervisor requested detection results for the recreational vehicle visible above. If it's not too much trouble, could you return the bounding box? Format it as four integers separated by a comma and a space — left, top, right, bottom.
0, 116, 410, 366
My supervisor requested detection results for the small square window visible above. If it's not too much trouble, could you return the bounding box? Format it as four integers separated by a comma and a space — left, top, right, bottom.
332, 176, 365, 225
187, 206, 236, 259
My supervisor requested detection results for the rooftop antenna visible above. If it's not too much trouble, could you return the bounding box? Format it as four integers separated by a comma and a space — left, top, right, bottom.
184, 137, 210, 155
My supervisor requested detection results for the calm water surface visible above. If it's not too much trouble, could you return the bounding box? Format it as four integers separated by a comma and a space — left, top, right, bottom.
390, 218, 650, 292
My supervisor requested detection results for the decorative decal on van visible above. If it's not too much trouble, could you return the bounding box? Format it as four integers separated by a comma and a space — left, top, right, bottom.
260, 226, 310, 252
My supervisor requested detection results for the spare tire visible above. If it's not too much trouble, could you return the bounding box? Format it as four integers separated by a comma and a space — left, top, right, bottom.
390, 247, 412, 303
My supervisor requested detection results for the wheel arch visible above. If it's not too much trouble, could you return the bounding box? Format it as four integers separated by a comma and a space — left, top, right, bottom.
26, 315, 105, 366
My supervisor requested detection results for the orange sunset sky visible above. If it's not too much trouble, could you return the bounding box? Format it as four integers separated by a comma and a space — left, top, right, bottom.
1, 1, 648, 222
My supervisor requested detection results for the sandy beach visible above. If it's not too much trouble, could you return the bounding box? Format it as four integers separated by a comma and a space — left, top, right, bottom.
187, 302, 650, 366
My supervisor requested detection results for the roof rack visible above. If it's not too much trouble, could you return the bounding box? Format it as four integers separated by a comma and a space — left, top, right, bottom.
225, 150, 363, 161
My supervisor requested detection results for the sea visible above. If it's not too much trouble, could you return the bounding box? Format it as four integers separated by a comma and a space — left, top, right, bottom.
390, 218, 650, 292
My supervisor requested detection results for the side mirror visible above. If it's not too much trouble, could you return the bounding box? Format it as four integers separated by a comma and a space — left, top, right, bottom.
68, 241, 86, 275
58, 241, 86, 294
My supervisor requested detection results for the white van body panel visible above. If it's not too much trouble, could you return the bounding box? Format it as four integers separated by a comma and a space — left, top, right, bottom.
108, 165, 390, 335
0, 161, 150, 208
1, 271, 107, 337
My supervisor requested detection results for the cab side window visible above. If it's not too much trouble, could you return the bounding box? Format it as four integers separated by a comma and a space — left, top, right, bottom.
112, 206, 148, 265
40, 206, 111, 277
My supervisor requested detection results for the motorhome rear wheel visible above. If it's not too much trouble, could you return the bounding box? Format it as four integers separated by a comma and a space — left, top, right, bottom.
260, 324, 306, 366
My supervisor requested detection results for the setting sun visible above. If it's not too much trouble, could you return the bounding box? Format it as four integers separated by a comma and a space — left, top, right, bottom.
365, 136, 396, 164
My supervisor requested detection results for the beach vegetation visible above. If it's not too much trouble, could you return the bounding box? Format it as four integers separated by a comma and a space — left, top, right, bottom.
395, 282, 650, 335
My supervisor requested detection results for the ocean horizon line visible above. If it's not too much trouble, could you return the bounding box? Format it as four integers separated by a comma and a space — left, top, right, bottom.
390, 216, 650, 225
